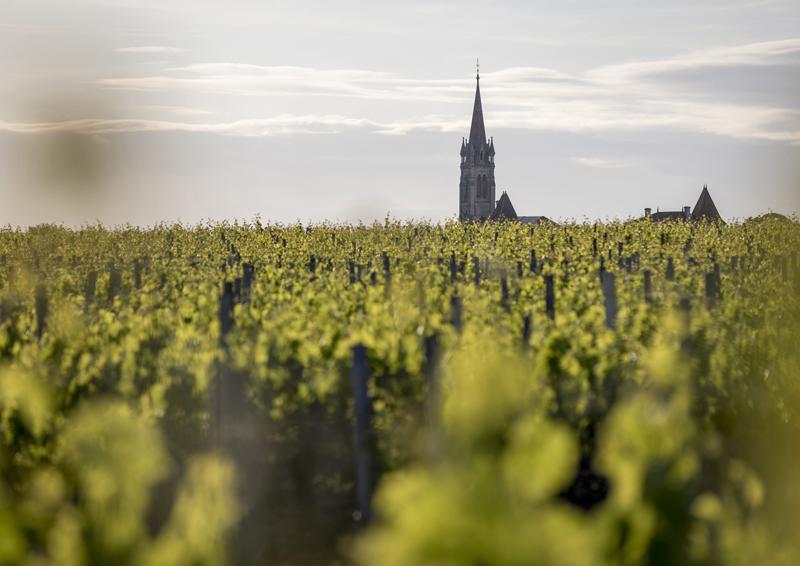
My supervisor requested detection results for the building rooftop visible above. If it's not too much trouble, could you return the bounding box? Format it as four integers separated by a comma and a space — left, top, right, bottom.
692, 185, 723, 221
650, 210, 689, 222
490, 191, 517, 220
644, 185, 724, 223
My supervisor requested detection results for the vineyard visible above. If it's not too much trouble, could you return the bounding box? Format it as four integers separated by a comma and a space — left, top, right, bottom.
0, 217, 798, 565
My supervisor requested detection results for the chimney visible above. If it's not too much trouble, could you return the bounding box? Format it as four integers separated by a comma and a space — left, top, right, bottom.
682, 206, 691, 219
644, 207, 652, 218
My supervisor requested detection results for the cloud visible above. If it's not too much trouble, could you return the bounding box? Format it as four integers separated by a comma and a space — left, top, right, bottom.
5, 103, 796, 145
114, 46, 188, 54
131, 105, 215, 116
589, 37, 800, 83
99, 38, 800, 101
5, 38, 799, 144
0, 115, 380, 137
96, 63, 584, 104
3, 103, 798, 145
98, 65, 470, 102
370, 103, 800, 145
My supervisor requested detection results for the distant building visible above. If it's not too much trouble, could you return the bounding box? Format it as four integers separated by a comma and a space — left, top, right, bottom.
489, 192, 555, 224
459, 68, 552, 223
691, 185, 723, 221
644, 185, 724, 223
458, 67, 724, 224
648, 207, 692, 222
458, 69, 496, 220
490, 191, 516, 220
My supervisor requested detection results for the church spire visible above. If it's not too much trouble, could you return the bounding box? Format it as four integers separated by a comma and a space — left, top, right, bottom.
459, 61, 495, 221
468, 65, 486, 147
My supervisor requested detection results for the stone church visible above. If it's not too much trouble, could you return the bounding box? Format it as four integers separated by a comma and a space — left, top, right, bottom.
458, 69, 722, 224
458, 70, 552, 224
458, 70, 496, 220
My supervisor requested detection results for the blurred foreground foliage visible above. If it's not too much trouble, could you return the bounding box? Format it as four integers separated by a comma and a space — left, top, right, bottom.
0, 216, 798, 565
0, 377, 237, 566
357, 306, 800, 565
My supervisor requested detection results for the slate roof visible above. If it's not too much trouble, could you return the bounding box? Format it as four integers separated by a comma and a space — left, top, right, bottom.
691, 185, 723, 222
651, 211, 687, 222
491, 191, 517, 220
644, 186, 724, 223
488, 192, 557, 224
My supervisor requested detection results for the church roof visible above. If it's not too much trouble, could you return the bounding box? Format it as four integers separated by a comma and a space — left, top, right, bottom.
491, 191, 517, 220
468, 74, 487, 146
692, 185, 723, 222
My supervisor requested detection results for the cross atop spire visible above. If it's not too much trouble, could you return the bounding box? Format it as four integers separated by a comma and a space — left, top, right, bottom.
476, 57, 480, 80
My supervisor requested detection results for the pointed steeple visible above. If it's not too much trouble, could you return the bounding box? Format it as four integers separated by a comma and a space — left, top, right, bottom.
459, 61, 496, 221
490, 191, 517, 220
468, 71, 486, 147
692, 184, 723, 222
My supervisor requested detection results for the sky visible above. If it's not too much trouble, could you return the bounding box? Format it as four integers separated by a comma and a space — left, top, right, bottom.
1, 0, 799, 226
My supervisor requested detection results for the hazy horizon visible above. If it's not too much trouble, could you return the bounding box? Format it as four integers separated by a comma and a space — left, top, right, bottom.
2, 0, 799, 227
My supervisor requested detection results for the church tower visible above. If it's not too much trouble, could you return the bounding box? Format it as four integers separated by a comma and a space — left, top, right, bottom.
459, 66, 495, 220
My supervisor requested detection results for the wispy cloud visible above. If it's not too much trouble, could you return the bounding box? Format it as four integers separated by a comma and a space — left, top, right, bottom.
114, 46, 188, 54
5, 39, 799, 144
131, 105, 214, 117
5, 104, 796, 144
99, 38, 799, 99
98, 65, 470, 102
589, 37, 800, 82
369, 103, 800, 144
0, 115, 379, 137
96, 64, 581, 103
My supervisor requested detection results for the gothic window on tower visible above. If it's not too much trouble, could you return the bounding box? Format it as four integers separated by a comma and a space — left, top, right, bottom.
477, 175, 488, 200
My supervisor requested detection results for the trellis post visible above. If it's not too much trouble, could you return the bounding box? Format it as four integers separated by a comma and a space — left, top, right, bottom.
350, 344, 374, 523
602, 273, 617, 330
545, 275, 555, 321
